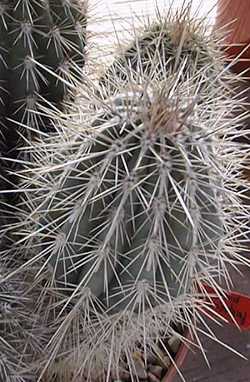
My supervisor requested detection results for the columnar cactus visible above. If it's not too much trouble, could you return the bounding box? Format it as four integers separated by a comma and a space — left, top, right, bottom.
2, 6, 249, 382
0, 0, 87, 136
0, 0, 87, 198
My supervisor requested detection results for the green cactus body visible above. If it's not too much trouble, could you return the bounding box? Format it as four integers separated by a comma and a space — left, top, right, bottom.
37, 95, 223, 314
21, 80, 239, 379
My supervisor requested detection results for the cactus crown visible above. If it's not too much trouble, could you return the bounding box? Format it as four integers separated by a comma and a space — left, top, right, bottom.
99, 6, 223, 95
1, 5, 249, 382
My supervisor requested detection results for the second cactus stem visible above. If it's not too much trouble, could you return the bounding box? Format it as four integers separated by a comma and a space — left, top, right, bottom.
0, 0, 87, 205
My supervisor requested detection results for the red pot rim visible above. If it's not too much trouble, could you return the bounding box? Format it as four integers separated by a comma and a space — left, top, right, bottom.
162, 329, 191, 382
215, 0, 250, 77
223, 40, 250, 78
216, 0, 250, 45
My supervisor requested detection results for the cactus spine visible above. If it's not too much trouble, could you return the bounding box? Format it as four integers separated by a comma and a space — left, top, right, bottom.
2, 5, 249, 382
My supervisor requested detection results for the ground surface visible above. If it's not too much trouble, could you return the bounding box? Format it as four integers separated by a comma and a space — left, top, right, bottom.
174, 265, 250, 382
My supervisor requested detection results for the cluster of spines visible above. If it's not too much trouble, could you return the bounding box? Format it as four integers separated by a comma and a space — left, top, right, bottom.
0, 264, 42, 381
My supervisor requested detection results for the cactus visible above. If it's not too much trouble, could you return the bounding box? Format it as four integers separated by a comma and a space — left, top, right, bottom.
99, 6, 225, 96
2, 6, 249, 382
0, 0, 87, 204
0, 264, 43, 381
0, 0, 87, 137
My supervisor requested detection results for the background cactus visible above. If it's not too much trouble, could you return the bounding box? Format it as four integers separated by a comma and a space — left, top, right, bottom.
99, 6, 225, 96
0, 0, 87, 204
1, 4, 250, 382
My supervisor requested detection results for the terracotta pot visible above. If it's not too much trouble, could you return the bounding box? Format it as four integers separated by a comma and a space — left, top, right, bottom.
162, 330, 191, 382
215, 0, 250, 77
